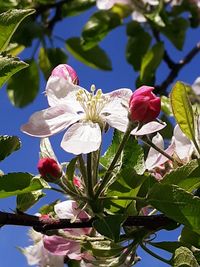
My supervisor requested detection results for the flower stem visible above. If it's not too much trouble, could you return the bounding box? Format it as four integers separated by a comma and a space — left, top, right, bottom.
99, 195, 147, 204
95, 122, 134, 198
87, 152, 94, 198
142, 136, 175, 163
78, 155, 88, 188
140, 242, 171, 265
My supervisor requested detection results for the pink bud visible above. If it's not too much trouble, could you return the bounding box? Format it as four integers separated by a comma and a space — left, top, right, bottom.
73, 176, 82, 189
51, 64, 79, 85
37, 158, 62, 182
129, 86, 161, 123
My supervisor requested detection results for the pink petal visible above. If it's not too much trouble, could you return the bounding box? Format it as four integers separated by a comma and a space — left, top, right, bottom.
131, 121, 166, 136
21, 105, 80, 137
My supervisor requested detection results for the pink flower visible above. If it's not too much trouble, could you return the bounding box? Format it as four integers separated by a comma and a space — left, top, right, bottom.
43, 200, 91, 260
38, 157, 62, 182
129, 86, 161, 123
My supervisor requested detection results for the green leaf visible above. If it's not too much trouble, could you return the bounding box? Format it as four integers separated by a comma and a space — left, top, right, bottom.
126, 21, 151, 71
0, 53, 28, 88
82, 10, 121, 49
7, 59, 39, 107
162, 159, 200, 192
61, 0, 95, 17
0, 173, 50, 198
180, 226, 200, 248
140, 42, 164, 84
100, 130, 123, 170
0, 135, 21, 161
39, 47, 68, 80
39, 199, 60, 215
16, 190, 45, 212
66, 157, 77, 182
170, 81, 195, 141
66, 37, 112, 70
0, 9, 35, 51
173, 246, 199, 267
93, 215, 125, 242
148, 183, 200, 234
161, 18, 189, 50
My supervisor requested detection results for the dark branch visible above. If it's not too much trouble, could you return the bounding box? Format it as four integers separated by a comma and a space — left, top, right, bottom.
0, 211, 176, 233
155, 41, 200, 95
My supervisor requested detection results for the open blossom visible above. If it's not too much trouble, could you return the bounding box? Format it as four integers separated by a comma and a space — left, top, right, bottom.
43, 200, 91, 260
145, 124, 195, 179
129, 86, 161, 123
22, 229, 64, 267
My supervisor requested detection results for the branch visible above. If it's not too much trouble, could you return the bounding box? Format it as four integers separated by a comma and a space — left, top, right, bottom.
155, 41, 200, 94
0, 211, 175, 233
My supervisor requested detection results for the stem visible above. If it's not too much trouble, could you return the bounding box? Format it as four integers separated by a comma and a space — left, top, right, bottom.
58, 230, 105, 242
78, 155, 88, 188
142, 136, 175, 163
87, 153, 94, 198
95, 122, 134, 198
140, 243, 171, 265
56, 178, 86, 201
99, 195, 147, 203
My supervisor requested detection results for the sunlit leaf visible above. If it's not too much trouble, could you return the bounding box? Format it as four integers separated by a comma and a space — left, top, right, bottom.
0, 53, 28, 88
0, 9, 35, 51
82, 10, 121, 49
16, 190, 45, 212
140, 42, 164, 84
0, 173, 49, 198
173, 246, 199, 267
170, 81, 195, 141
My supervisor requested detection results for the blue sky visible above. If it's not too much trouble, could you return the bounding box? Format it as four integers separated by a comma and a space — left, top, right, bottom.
0, 6, 200, 267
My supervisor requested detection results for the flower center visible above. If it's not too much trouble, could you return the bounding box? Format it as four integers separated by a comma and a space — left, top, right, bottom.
76, 85, 107, 123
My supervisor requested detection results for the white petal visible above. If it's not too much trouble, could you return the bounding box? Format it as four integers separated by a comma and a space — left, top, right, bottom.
103, 88, 132, 113
97, 0, 130, 9
173, 124, 193, 160
192, 77, 200, 95
145, 133, 164, 170
61, 122, 102, 155
131, 121, 166, 136
55, 200, 88, 220
46, 76, 83, 111
131, 10, 147, 22
104, 111, 129, 132
21, 105, 80, 137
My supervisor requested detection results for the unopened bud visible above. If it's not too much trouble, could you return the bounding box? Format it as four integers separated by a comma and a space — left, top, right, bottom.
51, 64, 79, 85
37, 158, 62, 182
129, 86, 161, 123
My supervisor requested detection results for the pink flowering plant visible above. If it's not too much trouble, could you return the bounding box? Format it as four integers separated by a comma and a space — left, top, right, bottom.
1, 2, 200, 267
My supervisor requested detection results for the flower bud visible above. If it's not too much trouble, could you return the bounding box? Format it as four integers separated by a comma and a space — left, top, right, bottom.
129, 86, 161, 123
51, 64, 79, 85
37, 158, 62, 182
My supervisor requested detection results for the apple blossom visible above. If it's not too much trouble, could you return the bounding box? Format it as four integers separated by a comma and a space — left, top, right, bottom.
21, 65, 166, 155
43, 200, 91, 260
22, 229, 64, 267
51, 64, 79, 85
37, 157, 62, 182
129, 86, 161, 123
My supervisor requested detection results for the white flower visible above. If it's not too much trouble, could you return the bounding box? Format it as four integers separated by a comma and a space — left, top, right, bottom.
22, 229, 64, 267
21, 75, 165, 155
